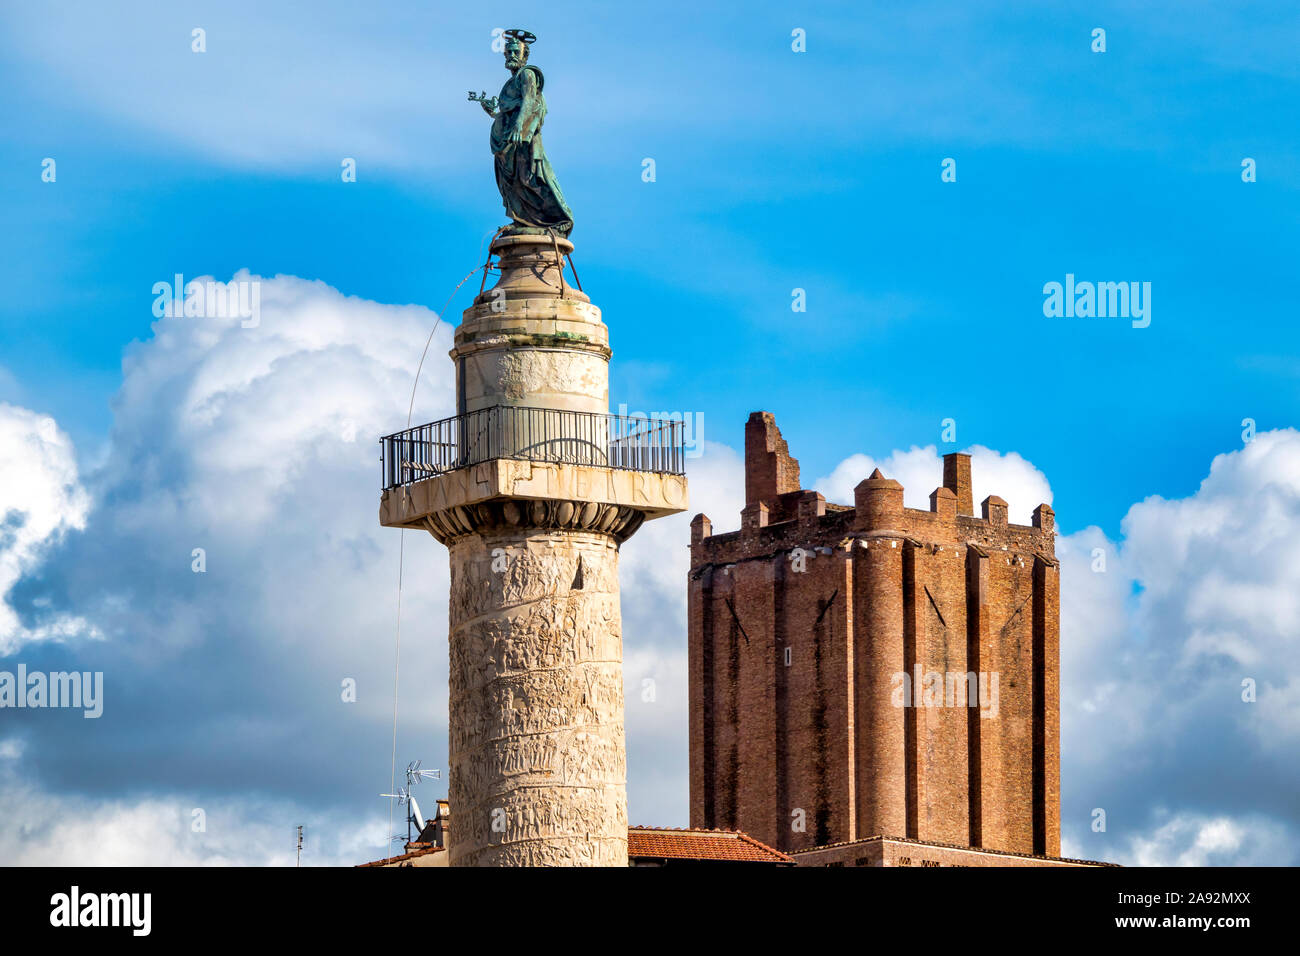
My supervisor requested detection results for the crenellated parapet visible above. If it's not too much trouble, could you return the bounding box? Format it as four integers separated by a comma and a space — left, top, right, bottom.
690, 461, 1056, 573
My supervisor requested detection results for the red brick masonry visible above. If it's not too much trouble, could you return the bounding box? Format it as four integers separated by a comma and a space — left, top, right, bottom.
688, 413, 1061, 858
793, 835, 1116, 867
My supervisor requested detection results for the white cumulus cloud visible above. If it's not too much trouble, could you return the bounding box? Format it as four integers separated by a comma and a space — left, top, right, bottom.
1060, 429, 1300, 865
0, 403, 96, 652
4, 269, 1300, 867
813, 444, 1052, 525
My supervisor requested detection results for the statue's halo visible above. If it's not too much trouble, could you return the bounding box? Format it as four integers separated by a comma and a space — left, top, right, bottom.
503, 29, 537, 45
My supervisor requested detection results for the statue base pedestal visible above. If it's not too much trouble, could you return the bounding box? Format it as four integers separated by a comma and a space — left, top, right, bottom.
498, 223, 572, 239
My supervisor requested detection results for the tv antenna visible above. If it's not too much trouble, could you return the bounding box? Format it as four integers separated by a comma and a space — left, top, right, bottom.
382, 760, 441, 846
296, 825, 304, 867
404, 759, 441, 787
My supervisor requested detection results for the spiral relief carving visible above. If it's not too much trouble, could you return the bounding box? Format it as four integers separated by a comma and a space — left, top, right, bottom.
447, 529, 627, 867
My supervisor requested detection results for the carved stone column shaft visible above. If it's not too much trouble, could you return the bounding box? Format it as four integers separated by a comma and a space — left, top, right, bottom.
447, 528, 627, 866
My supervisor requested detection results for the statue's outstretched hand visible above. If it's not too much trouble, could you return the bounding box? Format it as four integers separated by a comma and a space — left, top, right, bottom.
467, 91, 498, 116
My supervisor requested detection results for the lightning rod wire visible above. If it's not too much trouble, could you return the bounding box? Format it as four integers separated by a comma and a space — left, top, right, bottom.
386, 228, 502, 854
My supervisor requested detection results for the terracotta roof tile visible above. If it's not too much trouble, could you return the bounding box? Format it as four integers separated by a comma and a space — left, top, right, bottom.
359, 827, 796, 866
627, 827, 794, 863
356, 844, 444, 867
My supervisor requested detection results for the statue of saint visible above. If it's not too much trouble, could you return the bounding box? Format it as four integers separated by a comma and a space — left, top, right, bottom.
469, 30, 575, 237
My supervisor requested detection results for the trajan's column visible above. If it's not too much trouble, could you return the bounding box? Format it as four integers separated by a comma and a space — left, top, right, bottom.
379, 29, 687, 866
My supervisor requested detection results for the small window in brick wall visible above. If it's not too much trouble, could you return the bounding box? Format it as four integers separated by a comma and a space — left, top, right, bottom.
784, 647, 792, 667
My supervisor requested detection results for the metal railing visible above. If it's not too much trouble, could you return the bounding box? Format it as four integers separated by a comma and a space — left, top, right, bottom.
381, 405, 686, 490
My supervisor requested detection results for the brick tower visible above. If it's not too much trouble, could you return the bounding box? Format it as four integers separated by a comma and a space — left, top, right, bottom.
688, 412, 1059, 857
380, 232, 687, 866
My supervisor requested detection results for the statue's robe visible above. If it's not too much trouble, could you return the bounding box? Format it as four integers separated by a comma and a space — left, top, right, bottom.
491, 64, 574, 236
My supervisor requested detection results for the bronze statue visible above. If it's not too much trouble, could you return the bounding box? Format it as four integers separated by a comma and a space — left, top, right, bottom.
469, 30, 575, 237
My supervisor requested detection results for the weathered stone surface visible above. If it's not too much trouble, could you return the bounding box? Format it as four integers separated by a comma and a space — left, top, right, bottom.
458, 347, 609, 415
380, 459, 688, 541
390, 227, 687, 867
453, 234, 608, 417
447, 530, 627, 867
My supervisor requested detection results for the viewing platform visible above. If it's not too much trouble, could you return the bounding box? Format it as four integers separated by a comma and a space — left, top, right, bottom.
380, 404, 687, 491
379, 404, 689, 545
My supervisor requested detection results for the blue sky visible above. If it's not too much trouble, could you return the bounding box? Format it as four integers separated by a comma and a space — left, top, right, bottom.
5, 1, 1297, 533
2, 1, 1299, 865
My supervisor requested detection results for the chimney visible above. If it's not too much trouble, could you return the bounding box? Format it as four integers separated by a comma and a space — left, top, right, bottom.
943, 452, 973, 517
429, 799, 451, 850
745, 411, 800, 506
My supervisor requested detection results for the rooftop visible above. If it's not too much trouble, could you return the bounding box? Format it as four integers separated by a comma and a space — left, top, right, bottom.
790, 835, 1119, 867
357, 827, 796, 867
627, 826, 795, 865
356, 843, 445, 867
